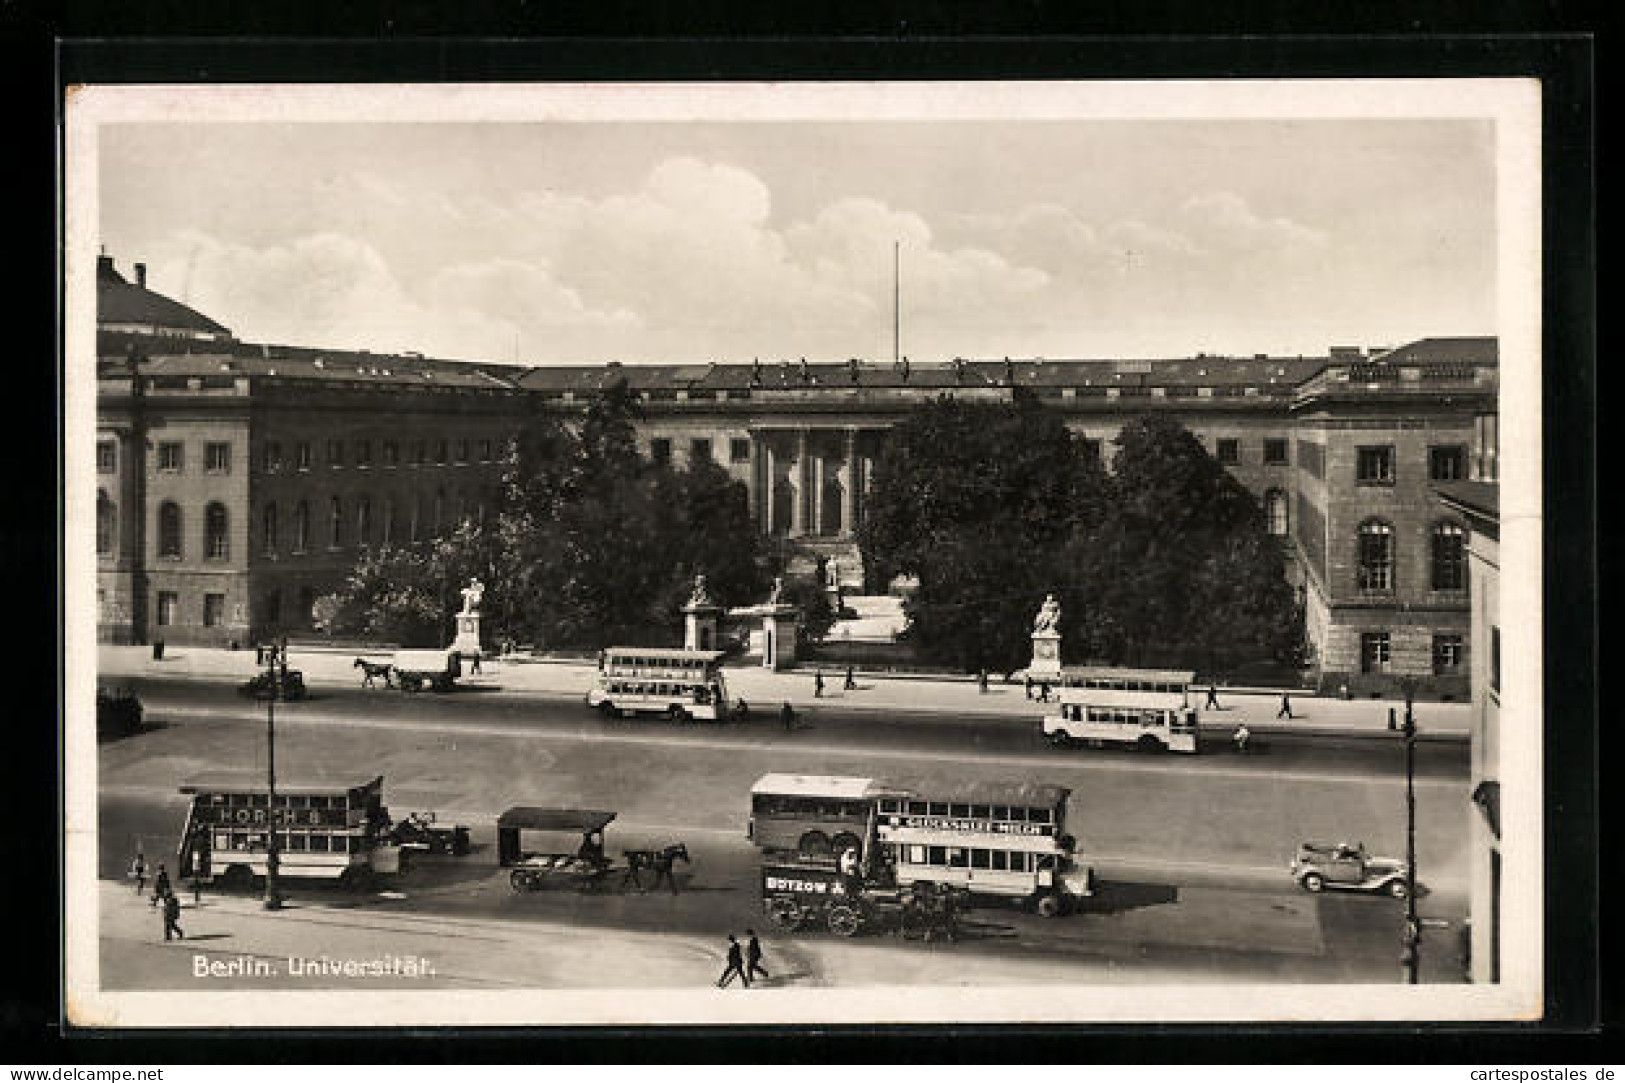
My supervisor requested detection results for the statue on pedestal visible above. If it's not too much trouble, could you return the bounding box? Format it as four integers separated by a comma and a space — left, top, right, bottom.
1033, 593, 1061, 634
767, 576, 785, 605
459, 577, 485, 616
1028, 592, 1063, 679
687, 573, 712, 608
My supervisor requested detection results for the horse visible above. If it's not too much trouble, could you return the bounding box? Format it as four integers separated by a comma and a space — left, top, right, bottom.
354, 657, 395, 689
620, 842, 691, 895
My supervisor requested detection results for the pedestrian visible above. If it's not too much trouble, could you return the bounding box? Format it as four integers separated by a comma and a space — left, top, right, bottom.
130, 850, 147, 896
814, 671, 825, 698
1277, 693, 1294, 720
1205, 683, 1221, 710
716, 935, 750, 988
779, 701, 794, 733
746, 929, 770, 982
161, 890, 184, 941
151, 863, 171, 908
469, 652, 482, 674
1233, 724, 1251, 754
844, 665, 856, 691
1025, 675, 1034, 700
1039, 681, 1051, 703
978, 668, 989, 695
192, 873, 203, 907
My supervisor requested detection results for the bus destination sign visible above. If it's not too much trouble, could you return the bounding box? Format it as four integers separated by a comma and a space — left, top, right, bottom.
885, 815, 1052, 836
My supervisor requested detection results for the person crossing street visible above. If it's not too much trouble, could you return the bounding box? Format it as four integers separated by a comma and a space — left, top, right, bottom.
779, 701, 795, 733
746, 929, 770, 982
1276, 693, 1294, 720
716, 935, 750, 988
161, 890, 184, 941
150, 863, 171, 908
129, 851, 147, 896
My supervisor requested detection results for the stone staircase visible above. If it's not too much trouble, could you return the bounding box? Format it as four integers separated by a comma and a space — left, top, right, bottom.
783, 537, 866, 590
827, 593, 909, 643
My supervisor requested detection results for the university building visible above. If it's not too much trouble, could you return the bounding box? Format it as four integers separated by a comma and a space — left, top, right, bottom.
93, 255, 1499, 694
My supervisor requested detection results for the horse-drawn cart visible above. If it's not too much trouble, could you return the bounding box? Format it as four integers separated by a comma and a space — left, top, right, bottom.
760, 861, 966, 941
498, 807, 619, 893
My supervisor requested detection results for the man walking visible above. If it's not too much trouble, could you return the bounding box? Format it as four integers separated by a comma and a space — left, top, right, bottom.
130, 850, 147, 896
746, 929, 770, 982
1276, 693, 1294, 720
977, 669, 989, 695
161, 889, 184, 941
780, 701, 795, 733
1025, 675, 1034, 700
844, 665, 856, 692
814, 671, 825, 698
716, 934, 750, 988
151, 863, 171, 908
1038, 681, 1052, 703
1205, 683, 1221, 710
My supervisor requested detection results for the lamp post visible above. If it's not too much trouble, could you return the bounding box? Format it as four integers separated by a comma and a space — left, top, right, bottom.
262, 649, 284, 911
1399, 675, 1419, 983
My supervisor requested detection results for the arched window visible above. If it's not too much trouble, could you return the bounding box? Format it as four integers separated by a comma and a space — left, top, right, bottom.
381, 497, 396, 546
157, 501, 183, 559
1356, 519, 1394, 592
204, 502, 229, 560
262, 503, 277, 555
293, 501, 310, 554
329, 496, 343, 548
97, 490, 116, 556
1264, 488, 1289, 536
1432, 521, 1466, 590
410, 497, 423, 543
357, 496, 372, 545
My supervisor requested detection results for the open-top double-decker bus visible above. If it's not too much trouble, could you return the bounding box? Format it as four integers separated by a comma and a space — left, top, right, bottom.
586, 647, 731, 722
175, 773, 404, 891
1043, 666, 1200, 753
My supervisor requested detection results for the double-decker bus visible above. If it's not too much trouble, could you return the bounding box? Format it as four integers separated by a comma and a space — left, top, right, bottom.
1042, 666, 1199, 754
586, 647, 731, 722
175, 773, 404, 891
747, 773, 1095, 916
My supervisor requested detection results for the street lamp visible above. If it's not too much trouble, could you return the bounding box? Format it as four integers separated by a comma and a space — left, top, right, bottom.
1399, 675, 1419, 983
262, 648, 285, 911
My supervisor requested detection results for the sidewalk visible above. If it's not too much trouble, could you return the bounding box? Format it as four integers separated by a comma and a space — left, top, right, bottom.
97, 645, 1470, 738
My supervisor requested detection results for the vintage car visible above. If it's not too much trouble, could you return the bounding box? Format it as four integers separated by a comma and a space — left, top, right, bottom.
388, 810, 473, 856
1290, 841, 1409, 897
237, 668, 308, 701
96, 687, 144, 738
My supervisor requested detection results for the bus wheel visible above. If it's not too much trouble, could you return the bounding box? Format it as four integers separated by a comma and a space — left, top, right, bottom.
1301, 872, 1325, 893
1137, 734, 1164, 754
1386, 879, 1409, 899
1035, 893, 1065, 919
1048, 730, 1073, 748
596, 701, 616, 718
667, 705, 689, 723
509, 870, 534, 893
339, 867, 373, 893
766, 898, 803, 931
826, 905, 862, 937
222, 865, 252, 892
798, 831, 832, 859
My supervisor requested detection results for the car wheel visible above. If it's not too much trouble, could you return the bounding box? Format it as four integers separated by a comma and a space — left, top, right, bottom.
766, 897, 803, 931
597, 701, 616, 718
667, 705, 689, 723
1048, 730, 1073, 748
1137, 734, 1163, 754
826, 905, 862, 937
1301, 872, 1324, 893
1386, 879, 1409, 898
1035, 893, 1064, 919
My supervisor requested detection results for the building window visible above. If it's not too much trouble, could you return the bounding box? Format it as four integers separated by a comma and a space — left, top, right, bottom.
1431, 521, 1466, 590
326, 439, 344, 466
329, 496, 344, 548
157, 442, 184, 473
293, 501, 310, 554
410, 498, 423, 543
262, 503, 277, 554
1264, 438, 1289, 465
1215, 438, 1239, 464
157, 501, 183, 559
1356, 519, 1394, 591
1474, 414, 1499, 481
480, 439, 493, 463
456, 439, 470, 464
96, 491, 116, 555
691, 438, 712, 463
381, 498, 396, 545
1357, 445, 1394, 484
1296, 439, 1324, 479
264, 589, 281, 625
357, 497, 372, 544
156, 591, 178, 627
97, 441, 116, 473
263, 442, 282, 473
204, 502, 229, 560
203, 593, 225, 628
436, 439, 449, 465
1360, 631, 1391, 674
1264, 488, 1289, 536
205, 442, 232, 474
729, 438, 751, 463
1433, 634, 1464, 675
295, 442, 312, 471
1430, 445, 1466, 481
650, 438, 672, 464
412, 440, 427, 466
383, 441, 399, 467
355, 440, 372, 468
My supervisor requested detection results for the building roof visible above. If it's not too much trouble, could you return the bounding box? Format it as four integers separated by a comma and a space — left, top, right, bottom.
881, 778, 1072, 810
1435, 481, 1500, 523
178, 772, 383, 797
97, 257, 232, 337
1371, 337, 1499, 366
496, 807, 617, 833
750, 774, 878, 799
98, 335, 525, 391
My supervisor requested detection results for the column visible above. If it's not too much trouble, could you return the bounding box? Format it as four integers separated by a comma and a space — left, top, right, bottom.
763, 437, 776, 536
791, 429, 808, 536
841, 428, 857, 538
745, 432, 759, 521
812, 442, 825, 537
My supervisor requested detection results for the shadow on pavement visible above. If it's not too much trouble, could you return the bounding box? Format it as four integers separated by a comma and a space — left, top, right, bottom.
1080, 880, 1180, 914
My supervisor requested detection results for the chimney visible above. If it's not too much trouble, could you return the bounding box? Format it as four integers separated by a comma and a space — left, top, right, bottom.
134, 263, 147, 288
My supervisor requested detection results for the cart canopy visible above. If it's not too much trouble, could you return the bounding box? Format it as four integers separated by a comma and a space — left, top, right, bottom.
497, 807, 617, 834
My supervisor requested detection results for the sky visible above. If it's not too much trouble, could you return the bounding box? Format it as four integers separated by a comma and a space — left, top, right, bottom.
98, 118, 1497, 365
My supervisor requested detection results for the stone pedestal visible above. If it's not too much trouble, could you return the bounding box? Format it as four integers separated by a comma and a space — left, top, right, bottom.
450, 611, 483, 658
760, 606, 800, 671
1028, 630, 1062, 680
683, 603, 722, 652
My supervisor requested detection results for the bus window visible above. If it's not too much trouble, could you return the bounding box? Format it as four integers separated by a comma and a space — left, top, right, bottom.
970, 849, 990, 869
878, 798, 900, 814
945, 847, 967, 868
287, 834, 308, 851
908, 846, 926, 864
349, 837, 363, 854
991, 851, 1009, 872
927, 846, 947, 865
928, 802, 949, 817
1008, 807, 1028, 822
950, 803, 970, 818
970, 804, 990, 819
309, 835, 330, 852
213, 831, 229, 850
991, 806, 1009, 822
908, 801, 929, 816
1031, 808, 1054, 825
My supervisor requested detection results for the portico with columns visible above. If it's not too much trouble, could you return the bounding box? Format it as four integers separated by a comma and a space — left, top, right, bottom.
750, 425, 880, 539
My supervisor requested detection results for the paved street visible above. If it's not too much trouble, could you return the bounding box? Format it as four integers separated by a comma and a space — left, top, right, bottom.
93, 672, 1472, 990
